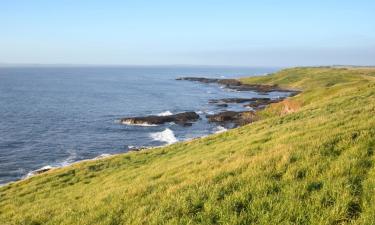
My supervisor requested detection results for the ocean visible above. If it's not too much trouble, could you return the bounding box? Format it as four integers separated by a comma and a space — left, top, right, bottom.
0, 66, 283, 184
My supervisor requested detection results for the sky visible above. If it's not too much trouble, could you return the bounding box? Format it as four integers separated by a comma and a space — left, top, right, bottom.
1, 0, 374, 67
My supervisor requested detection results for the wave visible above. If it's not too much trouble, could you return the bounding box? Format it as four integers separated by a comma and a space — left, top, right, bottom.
60, 149, 77, 166
197, 109, 215, 115
150, 128, 178, 145
24, 165, 55, 179
157, 110, 173, 116
214, 126, 227, 134
127, 145, 145, 150
93, 153, 111, 159
24, 149, 77, 179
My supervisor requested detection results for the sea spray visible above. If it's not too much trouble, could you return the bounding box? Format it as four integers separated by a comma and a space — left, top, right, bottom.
157, 111, 173, 116
214, 126, 228, 134
150, 128, 178, 145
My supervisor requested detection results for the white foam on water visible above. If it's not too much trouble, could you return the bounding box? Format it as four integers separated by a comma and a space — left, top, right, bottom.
214, 126, 228, 134
150, 128, 178, 145
157, 110, 173, 116
24, 165, 55, 179
128, 145, 145, 150
23, 149, 78, 179
127, 145, 151, 151
197, 109, 214, 115
93, 153, 111, 159
60, 149, 77, 166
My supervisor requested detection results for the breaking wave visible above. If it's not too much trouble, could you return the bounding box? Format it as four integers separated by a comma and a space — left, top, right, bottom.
157, 110, 173, 116
150, 128, 178, 145
214, 126, 228, 134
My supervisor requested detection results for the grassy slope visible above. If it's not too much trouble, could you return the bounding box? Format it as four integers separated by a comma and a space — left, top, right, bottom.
1, 67, 375, 225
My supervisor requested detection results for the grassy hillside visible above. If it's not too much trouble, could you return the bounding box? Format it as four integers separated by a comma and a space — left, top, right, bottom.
1, 67, 375, 225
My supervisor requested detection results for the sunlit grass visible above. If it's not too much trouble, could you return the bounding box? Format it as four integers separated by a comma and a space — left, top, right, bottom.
1, 67, 374, 224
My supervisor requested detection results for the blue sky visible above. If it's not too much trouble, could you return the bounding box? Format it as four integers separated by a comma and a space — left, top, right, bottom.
1, 0, 374, 66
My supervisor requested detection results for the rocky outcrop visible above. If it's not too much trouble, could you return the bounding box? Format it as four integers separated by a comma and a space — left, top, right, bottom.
120, 112, 199, 126
209, 97, 272, 104
217, 79, 242, 86
206, 111, 258, 127
243, 98, 283, 109
177, 77, 290, 93
176, 77, 242, 86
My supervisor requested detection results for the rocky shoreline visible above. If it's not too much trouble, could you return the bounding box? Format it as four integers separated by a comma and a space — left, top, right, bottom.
178, 77, 298, 126
206, 111, 258, 127
176, 77, 292, 93
121, 77, 297, 128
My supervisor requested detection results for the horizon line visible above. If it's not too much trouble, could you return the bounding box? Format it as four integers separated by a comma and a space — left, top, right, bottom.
0, 63, 374, 69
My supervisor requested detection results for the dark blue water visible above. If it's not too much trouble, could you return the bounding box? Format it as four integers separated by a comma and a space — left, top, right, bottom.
0, 66, 284, 184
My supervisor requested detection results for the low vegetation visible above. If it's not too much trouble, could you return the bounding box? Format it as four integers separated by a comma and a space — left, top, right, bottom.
1, 67, 374, 224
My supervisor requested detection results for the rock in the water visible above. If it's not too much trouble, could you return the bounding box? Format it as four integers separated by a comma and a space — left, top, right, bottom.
177, 77, 290, 93
209, 97, 271, 104
217, 103, 228, 107
207, 111, 240, 122
206, 111, 257, 127
120, 112, 199, 126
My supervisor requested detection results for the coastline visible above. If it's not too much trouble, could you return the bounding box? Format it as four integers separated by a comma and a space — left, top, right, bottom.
8, 74, 297, 186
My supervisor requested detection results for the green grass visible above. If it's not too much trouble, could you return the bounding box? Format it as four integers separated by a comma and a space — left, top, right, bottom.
1, 67, 375, 225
